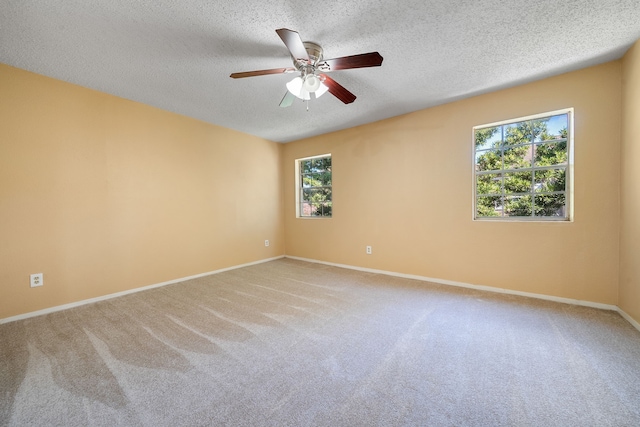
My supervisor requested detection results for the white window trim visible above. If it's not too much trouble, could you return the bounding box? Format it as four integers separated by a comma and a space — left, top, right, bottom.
295, 153, 332, 219
472, 108, 574, 222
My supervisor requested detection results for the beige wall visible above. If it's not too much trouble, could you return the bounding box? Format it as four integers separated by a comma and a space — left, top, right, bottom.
2, 56, 633, 320
283, 61, 622, 305
0, 64, 284, 320
620, 40, 640, 324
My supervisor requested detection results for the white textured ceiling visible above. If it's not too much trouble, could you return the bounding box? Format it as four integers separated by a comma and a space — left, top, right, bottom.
1, 0, 639, 143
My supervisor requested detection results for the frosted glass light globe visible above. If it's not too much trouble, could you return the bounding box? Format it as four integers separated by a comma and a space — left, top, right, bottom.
303, 74, 321, 92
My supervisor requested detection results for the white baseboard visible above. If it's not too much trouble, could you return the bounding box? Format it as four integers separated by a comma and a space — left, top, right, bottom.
285, 255, 621, 312
287, 255, 640, 333
6, 254, 639, 334
0, 255, 285, 325
617, 307, 640, 333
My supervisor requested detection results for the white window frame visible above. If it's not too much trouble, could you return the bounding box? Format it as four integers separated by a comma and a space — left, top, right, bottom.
472, 108, 574, 221
295, 153, 332, 219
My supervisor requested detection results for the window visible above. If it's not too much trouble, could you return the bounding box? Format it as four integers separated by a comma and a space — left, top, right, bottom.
296, 154, 332, 218
474, 109, 572, 220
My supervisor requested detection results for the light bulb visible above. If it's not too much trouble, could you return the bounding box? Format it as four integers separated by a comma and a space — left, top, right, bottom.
303, 74, 321, 92
286, 76, 311, 100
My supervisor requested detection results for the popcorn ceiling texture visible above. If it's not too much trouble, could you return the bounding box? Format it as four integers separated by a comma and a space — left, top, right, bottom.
1, 0, 639, 142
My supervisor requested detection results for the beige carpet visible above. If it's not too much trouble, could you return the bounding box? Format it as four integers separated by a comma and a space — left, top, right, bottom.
1, 258, 639, 426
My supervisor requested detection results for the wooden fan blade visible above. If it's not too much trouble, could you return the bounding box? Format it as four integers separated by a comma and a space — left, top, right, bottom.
276, 28, 310, 64
320, 74, 356, 104
230, 67, 296, 78
319, 52, 383, 72
279, 91, 296, 108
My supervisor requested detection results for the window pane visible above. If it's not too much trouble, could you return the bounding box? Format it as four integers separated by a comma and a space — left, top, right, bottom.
324, 172, 333, 186
476, 149, 501, 172
301, 188, 314, 202
476, 173, 502, 195
306, 187, 332, 201
301, 174, 314, 188
504, 121, 531, 145
301, 202, 330, 217
302, 188, 331, 203
535, 194, 566, 217
542, 114, 569, 140
534, 141, 568, 166
534, 168, 566, 193
318, 202, 332, 217
504, 195, 532, 217
301, 160, 312, 173
322, 157, 332, 170
528, 118, 551, 142
529, 119, 549, 143
504, 171, 532, 194
475, 126, 501, 151
312, 171, 331, 186
300, 202, 313, 217
476, 195, 502, 217
312, 157, 330, 172
503, 145, 531, 169
310, 204, 321, 217
308, 173, 323, 186
302, 202, 333, 217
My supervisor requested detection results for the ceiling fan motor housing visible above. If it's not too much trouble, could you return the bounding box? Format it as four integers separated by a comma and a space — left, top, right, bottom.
292, 41, 326, 92
304, 42, 323, 64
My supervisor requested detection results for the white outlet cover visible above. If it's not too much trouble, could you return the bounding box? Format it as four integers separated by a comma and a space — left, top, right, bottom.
30, 273, 43, 288
265, 240, 270, 247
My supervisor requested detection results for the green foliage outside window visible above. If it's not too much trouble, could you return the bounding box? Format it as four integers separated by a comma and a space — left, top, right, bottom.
300, 156, 332, 217
475, 113, 569, 219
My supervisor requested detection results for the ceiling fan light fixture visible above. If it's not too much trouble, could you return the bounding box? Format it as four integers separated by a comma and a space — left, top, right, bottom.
286, 76, 302, 95
286, 76, 311, 100
303, 74, 321, 92
315, 81, 329, 98
287, 74, 327, 101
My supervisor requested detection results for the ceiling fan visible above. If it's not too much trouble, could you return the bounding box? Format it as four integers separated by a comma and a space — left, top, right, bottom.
230, 28, 383, 107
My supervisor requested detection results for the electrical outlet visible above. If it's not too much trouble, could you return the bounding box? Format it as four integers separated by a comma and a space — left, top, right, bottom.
366, 246, 372, 255
265, 240, 270, 247
30, 273, 43, 288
